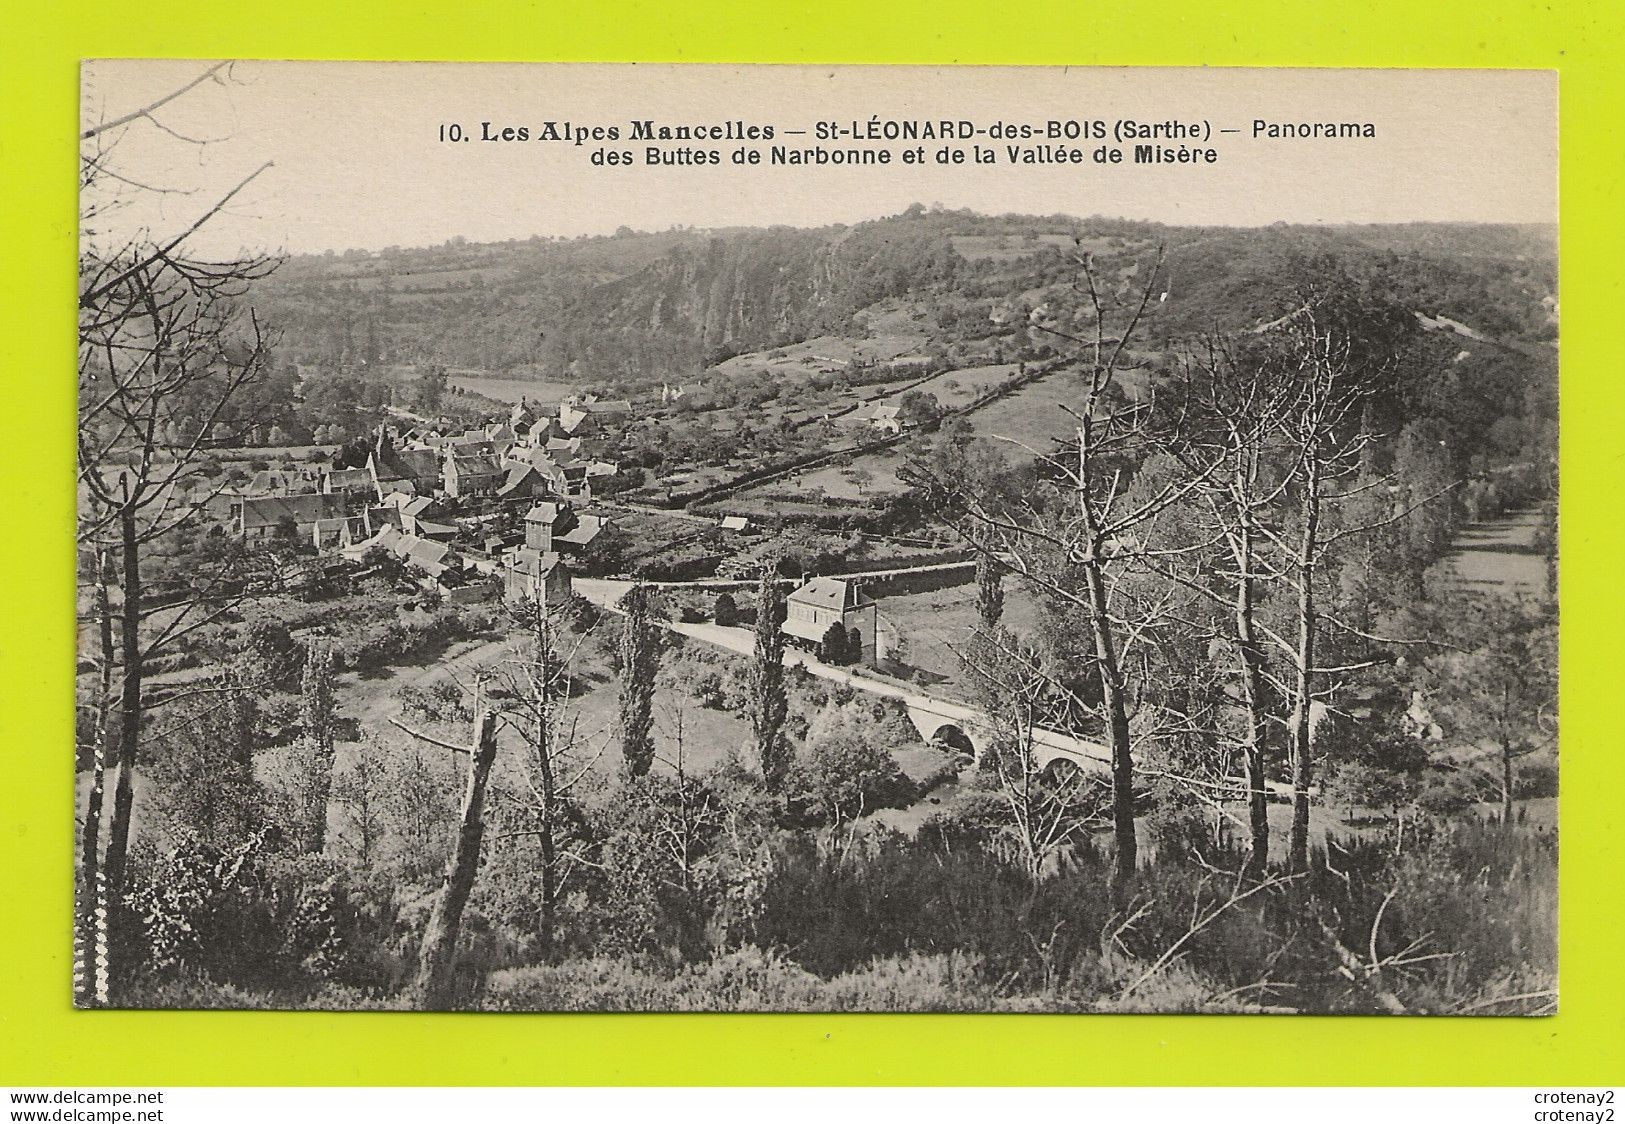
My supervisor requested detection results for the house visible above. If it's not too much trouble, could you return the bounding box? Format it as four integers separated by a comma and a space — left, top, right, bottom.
513, 402, 561, 443
397, 534, 455, 580
436, 569, 501, 604
495, 463, 556, 504
449, 433, 496, 454
522, 502, 568, 551
351, 525, 459, 581
504, 549, 572, 605
413, 518, 459, 541
782, 576, 878, 663
367, 503, 403, 533
366, 429, 442, 499
720, 515, 751, 533
442, 450, 505, 498
522, 502, 605, 554
396, 495, 448, 536
551, 458, 593, 500
505, 446, 591, 500
864, 404, 905, 435
321, 466, 375, 497
243, 469, 287, 496
554, 513, 605, 550
559, 395, 634, 436
236, 492, 356, 543
243, 468, 311, 496
556, 408, 588, 437
310, 512, 371, 551
509, 398, 537, 433
504, 446, 559, 474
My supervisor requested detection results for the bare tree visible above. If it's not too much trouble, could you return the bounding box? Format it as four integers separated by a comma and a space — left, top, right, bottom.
408, 703, 499, 1009
937, 248, 1223, 903
77, 63, 281, 988
641, 703, 725, 954
962, 628, 1109, 886
1421, 594, 1556, 828
487, 596, 605, 960
1196, 301, 1451, 872
1140, 333, 1308, 874
74, 552, 117, 1004
390, 598, 605, 987
332, 733, 391, 870
1254, 314, 1397, 871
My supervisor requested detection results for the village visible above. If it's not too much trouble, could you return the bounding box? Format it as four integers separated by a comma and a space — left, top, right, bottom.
229, 395, 622, 608
208, 382, 958, 676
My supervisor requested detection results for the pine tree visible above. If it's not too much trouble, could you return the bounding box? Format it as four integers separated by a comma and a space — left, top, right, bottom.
617, 583, 658, 777
748, 569, 790, 791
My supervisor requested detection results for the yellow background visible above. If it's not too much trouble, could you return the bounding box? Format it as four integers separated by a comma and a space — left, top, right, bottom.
2, 0, 1620, 1086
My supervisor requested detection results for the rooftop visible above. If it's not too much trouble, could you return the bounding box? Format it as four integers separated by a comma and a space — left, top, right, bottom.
787, 576, 874, 612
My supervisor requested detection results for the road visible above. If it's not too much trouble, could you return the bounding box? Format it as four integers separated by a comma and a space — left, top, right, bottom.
580, 576, 943, 689
574, 577, 1113, 770
593, 558, 975, 593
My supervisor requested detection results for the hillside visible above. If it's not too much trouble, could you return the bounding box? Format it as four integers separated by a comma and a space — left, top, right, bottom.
254, 209, 1558, 393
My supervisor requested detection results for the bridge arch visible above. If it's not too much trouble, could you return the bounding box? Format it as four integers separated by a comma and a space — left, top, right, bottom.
927, 722, 976, 757
903, 703, 985, 760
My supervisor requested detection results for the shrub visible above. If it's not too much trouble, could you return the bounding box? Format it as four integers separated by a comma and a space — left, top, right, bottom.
1516, 756, 1558, 799
395, 677, 472, 724
1321, 760, 1418, 823
479, 947, 1008, 1012
713, 592, 738, 627
918, 788, 1012, 851
817, 621, 849, 664
784, 733, 916, 827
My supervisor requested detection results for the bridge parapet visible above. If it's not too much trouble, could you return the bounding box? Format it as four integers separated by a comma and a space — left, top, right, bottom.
903, 699, 1111, 775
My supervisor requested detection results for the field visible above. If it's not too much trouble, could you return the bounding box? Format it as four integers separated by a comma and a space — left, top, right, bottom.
874, 581, 1044, 693
1439, 509, 1552, 599
965, 364, 1152, 457
963, 367, 1090, 452
739, 363, 1045, 505
330, 625, 755, 789
899, 363, 1019, 409
449, 375, 580, 403
761, 451, 912, 502
713, 331, 929, 381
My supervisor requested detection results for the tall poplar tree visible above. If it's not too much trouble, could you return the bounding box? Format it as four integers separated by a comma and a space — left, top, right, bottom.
748, 569, 790, 791
617, 583, 658, 777
299, 643, 336, 853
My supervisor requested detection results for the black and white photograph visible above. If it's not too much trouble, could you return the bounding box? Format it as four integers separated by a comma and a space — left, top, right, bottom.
75, 61, 1559, 1014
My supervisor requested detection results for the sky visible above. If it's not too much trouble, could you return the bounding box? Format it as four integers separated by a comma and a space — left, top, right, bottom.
80, 61, 1559, 257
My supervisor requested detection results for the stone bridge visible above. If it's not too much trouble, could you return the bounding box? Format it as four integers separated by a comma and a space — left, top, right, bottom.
575, 577, 1115, 774
898, 694, 1113, 775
